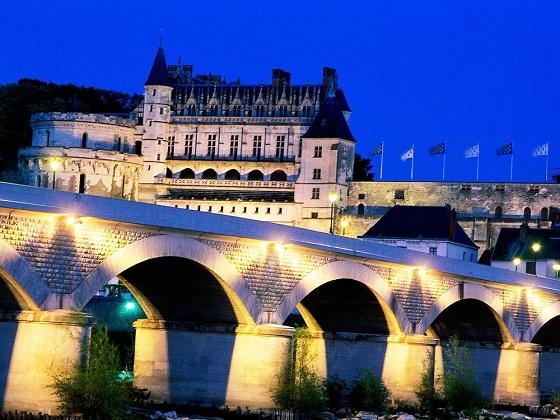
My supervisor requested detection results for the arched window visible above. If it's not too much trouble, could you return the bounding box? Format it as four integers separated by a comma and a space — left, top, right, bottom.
270, 170, 287, 181
225, 169, 241, 180
81, 133, 88, 148
248, 170, 264, 181
202, 169, 217, 179
358, 204, 365, 215
180, 168, 195, 179
524, 207, 531, 219
117, 137, 122, 152
495, 206, 503, 218
165, 168, 172, 178
541, 207, 549, 221
79, 174, 86, 193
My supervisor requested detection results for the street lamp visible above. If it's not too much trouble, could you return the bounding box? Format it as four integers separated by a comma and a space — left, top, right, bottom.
513, 257, 521, 272
340, 219, 349, 236
532, 243, 541, 275
328, 191, 338, 234
553, 263, 560, 279
50, 160, 60, 190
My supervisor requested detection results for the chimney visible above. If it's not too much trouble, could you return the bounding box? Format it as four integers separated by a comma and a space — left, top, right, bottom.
272, 69, 291, 88
449, 208, 456, 241
322, 67, 337, 92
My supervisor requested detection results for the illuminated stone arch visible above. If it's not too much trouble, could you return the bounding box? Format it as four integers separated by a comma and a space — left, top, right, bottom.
0, 239, 49, 310
525, 300, 560, 343
416, 282, 519, 342
272, 260, 410, 334
71, 235, 259, 325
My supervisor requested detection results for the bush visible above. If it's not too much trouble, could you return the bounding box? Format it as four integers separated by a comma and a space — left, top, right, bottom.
349, 369, 390, 413
441, 336, 486, 412
273, 327, 327, 414
325, 374, 348, 411
415, 352, 444, 418
49, 325, 131, 419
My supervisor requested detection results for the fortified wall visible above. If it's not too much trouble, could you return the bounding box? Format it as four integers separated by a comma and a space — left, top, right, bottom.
345, 181, 560, 254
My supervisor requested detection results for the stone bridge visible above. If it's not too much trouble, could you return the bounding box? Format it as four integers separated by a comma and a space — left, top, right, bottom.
1, 182, 560, 413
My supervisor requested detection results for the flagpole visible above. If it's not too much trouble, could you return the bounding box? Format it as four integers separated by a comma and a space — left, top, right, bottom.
442, 142, 446, 181
545, 152, 549, 182
411, 144, 414, 180
510, 154, 513, 182
476, 149, 479, 182
380, 141, 384, 180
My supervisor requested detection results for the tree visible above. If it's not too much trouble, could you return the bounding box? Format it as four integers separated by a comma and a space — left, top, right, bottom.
49, 325, 131, 419
353, 153, 374, 181
349, 369, 390, 413
273, 327, 327, 415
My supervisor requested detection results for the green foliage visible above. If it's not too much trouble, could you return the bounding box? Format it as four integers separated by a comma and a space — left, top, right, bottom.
441, 336, 486, 412
353, 153, 374, 181
273, 327, 327, 414
0, 79, 141, 162
415, 352, 444, 418
49, 325, 131, 419
349, 369, 390, 413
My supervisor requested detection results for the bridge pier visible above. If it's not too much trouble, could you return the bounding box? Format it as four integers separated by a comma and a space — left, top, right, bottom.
0, 310, 95, 413
133, 320, 294, 408
434, 341, 542, 406
308, 332, 438, 404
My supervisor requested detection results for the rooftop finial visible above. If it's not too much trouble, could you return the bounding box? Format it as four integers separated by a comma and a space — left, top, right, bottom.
159, 28, 163, 47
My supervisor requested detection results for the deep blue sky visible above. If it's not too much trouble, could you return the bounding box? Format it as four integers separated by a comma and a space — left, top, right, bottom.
2, 1, 560, 182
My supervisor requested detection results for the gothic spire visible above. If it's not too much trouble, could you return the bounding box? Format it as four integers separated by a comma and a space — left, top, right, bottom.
145, 45, 171, 86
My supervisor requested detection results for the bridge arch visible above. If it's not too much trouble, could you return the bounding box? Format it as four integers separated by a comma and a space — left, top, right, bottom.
417, 282, 519, 342
273, 260, 410, 334
526, 300, 560, 344
71, 235, 259, 325
0, 239, 49, 310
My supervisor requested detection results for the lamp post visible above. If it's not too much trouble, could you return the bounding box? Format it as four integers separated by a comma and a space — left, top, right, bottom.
328, 191, 337, 234
553, 263, 560, 279
340, 219, 349, 236
50, 160, 60, 190
532, 243, 541, 275
513, 257, 521, 272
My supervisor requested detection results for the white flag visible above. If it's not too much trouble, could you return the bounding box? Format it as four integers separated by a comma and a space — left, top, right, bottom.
401, 147, 414, 161
464, 144, 479, 159
533, 142, 548, 157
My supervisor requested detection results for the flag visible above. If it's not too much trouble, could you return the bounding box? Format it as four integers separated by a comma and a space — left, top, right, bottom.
497, 143, 513, 155
401, 147, 414, 161
372, 142, 383, 155
464, 144, 479, 159
430, 142, 445, 155
533, 142, 548, 157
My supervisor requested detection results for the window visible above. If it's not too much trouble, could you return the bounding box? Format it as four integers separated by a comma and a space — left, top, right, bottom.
278, 208, 283, 214
225, 169, 240, 180
358, 193, 365, 199
277, 105, 289, 117
180, 168, 194, 179
302, 106, 312, 117
460, 184, 472, 191
342, 147, 347, 157
231, 206, 236, 213
252, 136, 262, 158
167, 136, 174, 158
219, 206, 224, 213
81, 133, 87, 148
186, 104, 196, 116
160, 107, 164, 115
202, 169, 217, 179
152, 89, 156, 96
248, 170, 264, 181
158, 139, 162, 145
314, 146, 322, 158
463, 252, 467, 261
255, 207, 259, 214
243, 207, 247, 213
394, 190, 405, 200
526, 261, 536, 275
255, 105, 266, 117
230, 105, 242, 116
524, 207, 531, 219
358, 204, 365, 215
311, 212, 319, 219
429, 247, 437, 255
312, 188, 320, 199
495, 184, 505, 192
541, 207, 549, 221
207, 134, 216, 156
495, 206, 503, 218
271, 170, 287, 181
79, 174, 86, 194
165, 168, 172, 178
276, 135, 285, 159
46, 130, 50, 146
149, 105, 153, 112
206, 105, 218, 116
266, 208, 271, 214
529, 185, 539, 192
184, 134, 193, 156
230, 135, 239, 158
157, 154, 161, 161
208, 206, 212, 212
312, 169, 321, 180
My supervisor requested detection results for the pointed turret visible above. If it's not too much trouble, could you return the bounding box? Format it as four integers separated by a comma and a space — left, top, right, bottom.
145, 46, 171, 86
302, 95, 355, 142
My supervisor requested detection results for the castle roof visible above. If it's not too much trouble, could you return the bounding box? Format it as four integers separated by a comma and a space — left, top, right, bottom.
359, 205, 477, 249
491, 226, 560, 262
302, 92, 356, 142
145, 46, 172, 86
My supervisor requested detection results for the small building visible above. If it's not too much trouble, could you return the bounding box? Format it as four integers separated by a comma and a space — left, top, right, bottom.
490, 222, 560, 278
358, 205, 479, 262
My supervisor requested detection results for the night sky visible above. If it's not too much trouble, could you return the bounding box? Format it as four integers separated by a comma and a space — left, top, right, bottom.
2, 1, 560, 182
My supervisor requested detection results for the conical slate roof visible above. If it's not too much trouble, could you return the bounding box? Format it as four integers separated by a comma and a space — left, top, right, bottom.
302, 92, 355, 142
145, 46, 171, 86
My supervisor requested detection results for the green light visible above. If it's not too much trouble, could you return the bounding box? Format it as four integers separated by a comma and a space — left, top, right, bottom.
125, 301, 136, 310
